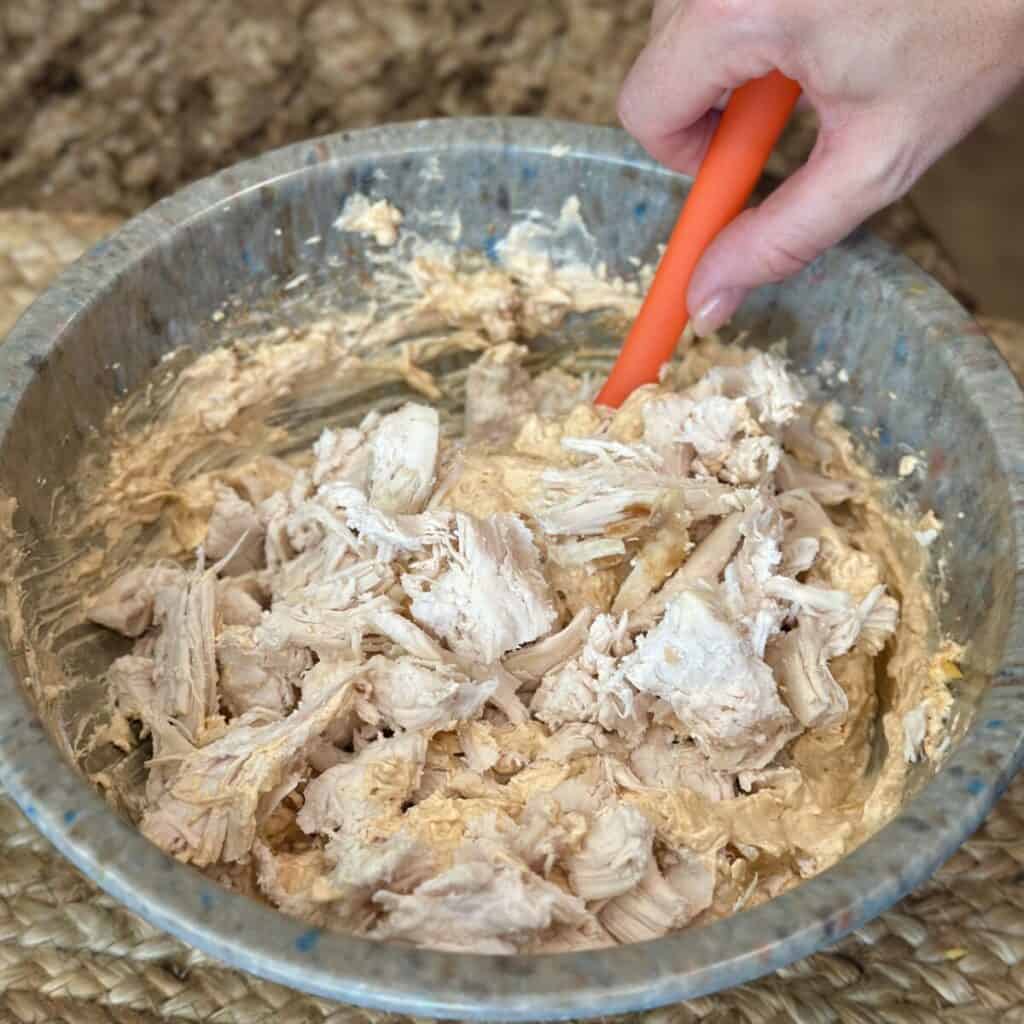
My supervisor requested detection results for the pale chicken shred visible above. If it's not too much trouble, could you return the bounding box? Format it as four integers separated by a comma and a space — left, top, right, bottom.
86, 337, 950, 954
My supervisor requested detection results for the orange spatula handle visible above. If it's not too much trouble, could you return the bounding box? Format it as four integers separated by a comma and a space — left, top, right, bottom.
596, 71, 801, 408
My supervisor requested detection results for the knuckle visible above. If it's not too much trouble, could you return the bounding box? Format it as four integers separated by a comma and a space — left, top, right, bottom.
758, 234, 818, 281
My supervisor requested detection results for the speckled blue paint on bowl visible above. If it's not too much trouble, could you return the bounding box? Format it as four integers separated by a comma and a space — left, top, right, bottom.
1, 118, 1023, 1021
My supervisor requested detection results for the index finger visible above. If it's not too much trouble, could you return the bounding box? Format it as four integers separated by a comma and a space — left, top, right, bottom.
619, 1, 783, 174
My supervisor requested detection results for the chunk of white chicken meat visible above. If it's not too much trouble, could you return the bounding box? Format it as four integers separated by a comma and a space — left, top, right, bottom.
309, 401, 440, 516
533, 437, 751, 537
720, 498, 790, 658
367, 404, 440, 514
503, 608, 594, 687
549, 537, 628, 570
766, 617, 849, 729
632, 511, 744, 631
203, 483, 265, 575
542, 758, 619, 819
149, 568, 221, 745
140, 664, 360, 865
372, 842, 587, 954
216, 575, 267, 627
216, 625, 311, 718
297, 733, 434, 892
317, 480, 453, 564
628, 726, 736, 802
620, 588, 798, 771
600, 851, 716, 943
765, 581, 898, 728
256, 538, 397, 654
512, 795, 588, 875
86, 565, 186, 637
764, 577, 898, 658
406, 512, 556, 663
542, 721, 622, 764
612, 513, 693, 615
776, 453, 862, 505
105, 655, 158, 727
565, 803, 654, 901
252, 843, 365, 927
686, 351, 806, 427
531, 613, 647, 741
311, 419, 374, 489
367, 656, 496, 732
643, 393, 781, 485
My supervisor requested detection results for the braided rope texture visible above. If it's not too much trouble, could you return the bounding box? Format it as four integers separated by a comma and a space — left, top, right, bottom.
1, 210, 1023, 1023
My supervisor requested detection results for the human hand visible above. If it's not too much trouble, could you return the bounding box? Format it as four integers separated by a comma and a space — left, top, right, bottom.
618, 0, 1024, 335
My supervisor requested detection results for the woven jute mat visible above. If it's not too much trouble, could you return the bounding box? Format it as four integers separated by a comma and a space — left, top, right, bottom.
2, 209, 1024, 1023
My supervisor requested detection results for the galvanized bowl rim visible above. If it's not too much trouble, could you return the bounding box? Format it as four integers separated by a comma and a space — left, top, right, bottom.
1, 118, 1023, 1022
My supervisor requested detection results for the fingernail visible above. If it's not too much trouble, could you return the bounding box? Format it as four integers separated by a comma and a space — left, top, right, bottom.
691, 290, 741, 338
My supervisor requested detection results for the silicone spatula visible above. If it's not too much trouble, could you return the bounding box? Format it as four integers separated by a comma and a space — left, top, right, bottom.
595, 71, 801, 408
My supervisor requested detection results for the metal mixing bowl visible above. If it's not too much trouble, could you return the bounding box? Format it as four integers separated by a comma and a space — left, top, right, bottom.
1, 119, 1023, 1021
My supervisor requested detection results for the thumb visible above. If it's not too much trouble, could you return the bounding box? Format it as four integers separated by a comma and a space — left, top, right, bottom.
688, 122, 913, 335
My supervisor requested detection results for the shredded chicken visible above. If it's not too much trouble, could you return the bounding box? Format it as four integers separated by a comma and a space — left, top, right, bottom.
88, 329, 941, 956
